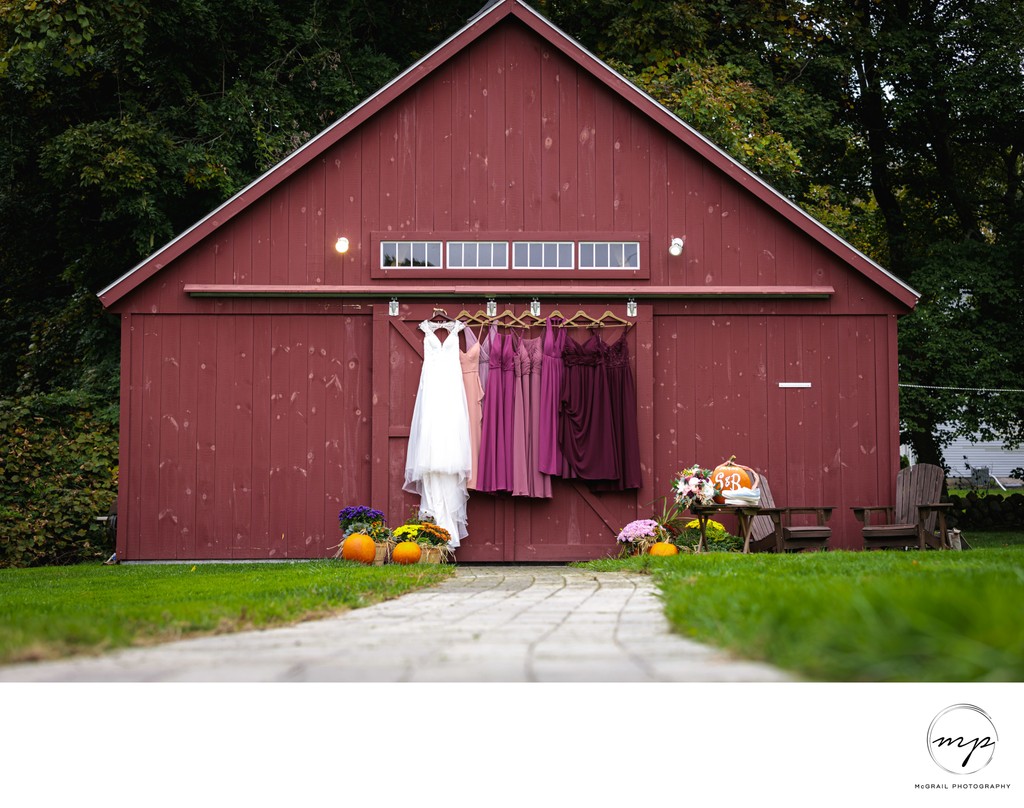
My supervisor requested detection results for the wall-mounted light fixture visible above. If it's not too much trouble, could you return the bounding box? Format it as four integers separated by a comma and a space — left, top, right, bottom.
334, 236, 350, 254
668, 236, 685, 257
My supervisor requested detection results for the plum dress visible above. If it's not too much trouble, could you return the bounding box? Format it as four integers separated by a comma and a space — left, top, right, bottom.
538, 316, 566, 476
403, 321, 473, 546
476, 331, 515, 493
512, 334, 551, 498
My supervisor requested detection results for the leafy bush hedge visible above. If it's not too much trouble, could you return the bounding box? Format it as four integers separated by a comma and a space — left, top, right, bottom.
948, 492, 1024, 531
0, 391, 118, 567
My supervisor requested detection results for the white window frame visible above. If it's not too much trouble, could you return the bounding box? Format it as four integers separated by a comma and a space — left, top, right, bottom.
380, 240, 443, 268
447, 241, 509, 269
578, 241, 641, 269
512, 241, 575, 270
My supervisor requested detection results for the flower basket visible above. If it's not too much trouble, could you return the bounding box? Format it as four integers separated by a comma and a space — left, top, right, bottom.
417, 543, 454, 564
396, 517, 455, 564
419, 545, 443, 564
616, 519, 669, 556
373, 540, 394, 566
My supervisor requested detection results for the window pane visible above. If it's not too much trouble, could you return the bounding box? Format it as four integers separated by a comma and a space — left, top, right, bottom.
411, 242, 425, 266
479, 243, 492, 267
559, 243, 573, 268
449, 242, 462, 268
530, 243, 542, 267
595, 243, 608, 267
543, 243, 557, 267
494, 243, 507, 267
427, 242, 441, 267
396, 243, 411, 266
624, 243, 639, 268
382, 242, 396, 267
610, 243, 623, 267
580, 243, 593, 268
465, 243, 479, 267
514, 242, 528, 268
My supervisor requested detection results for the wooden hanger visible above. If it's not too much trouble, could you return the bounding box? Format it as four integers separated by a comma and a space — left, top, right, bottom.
562, 309, 597, 328
430, 306, 450, 322
515, 309, 545, 328
595, 310, 632, 328
496, 309, 530, 328
455, 308, 491, 326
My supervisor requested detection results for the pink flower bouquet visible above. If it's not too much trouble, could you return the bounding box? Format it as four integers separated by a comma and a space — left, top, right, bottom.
673, 466, 720, 510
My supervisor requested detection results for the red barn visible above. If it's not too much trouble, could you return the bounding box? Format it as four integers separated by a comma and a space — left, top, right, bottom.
98, 0, 918, 561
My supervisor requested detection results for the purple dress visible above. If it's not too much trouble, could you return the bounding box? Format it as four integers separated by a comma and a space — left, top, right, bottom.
538, 316, 566, 476
476, 331, 515, 493
512, 335, 551, 498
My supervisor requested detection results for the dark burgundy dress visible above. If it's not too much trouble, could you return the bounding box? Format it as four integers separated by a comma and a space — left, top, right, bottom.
597, 329, 642, 490
559, 332, 621, 482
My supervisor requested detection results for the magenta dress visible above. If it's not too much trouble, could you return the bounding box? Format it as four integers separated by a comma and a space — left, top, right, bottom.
512, 335, 551, 498
476, 331, 514, 493
460, 332, 484, 490
538, 316, 566, 476
559, 331, 621, 483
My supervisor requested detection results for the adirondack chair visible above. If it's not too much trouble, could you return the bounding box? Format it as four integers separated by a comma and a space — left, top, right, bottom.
746, 477, 833, 552
852, 463, 952, 550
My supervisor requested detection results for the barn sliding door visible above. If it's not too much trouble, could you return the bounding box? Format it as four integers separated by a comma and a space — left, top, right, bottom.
371, 303, 654, 562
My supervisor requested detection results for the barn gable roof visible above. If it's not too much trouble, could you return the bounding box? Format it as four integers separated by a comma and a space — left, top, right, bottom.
98, 0, 919, 308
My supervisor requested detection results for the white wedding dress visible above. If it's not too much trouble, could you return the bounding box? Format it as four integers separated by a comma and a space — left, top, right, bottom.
402, 321, 472, 547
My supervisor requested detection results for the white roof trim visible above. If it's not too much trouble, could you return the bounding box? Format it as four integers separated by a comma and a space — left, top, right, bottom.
100, 0, 918, 303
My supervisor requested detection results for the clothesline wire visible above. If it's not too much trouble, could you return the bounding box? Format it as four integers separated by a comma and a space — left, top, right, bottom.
899, 384, 1024, 394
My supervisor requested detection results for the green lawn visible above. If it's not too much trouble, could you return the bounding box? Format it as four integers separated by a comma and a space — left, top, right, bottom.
583, 532, 1024, 682
0, 561, 453, 664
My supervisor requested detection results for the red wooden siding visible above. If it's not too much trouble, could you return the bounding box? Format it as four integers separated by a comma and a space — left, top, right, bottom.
120, 313, 372, 559
651, 311, 900, 550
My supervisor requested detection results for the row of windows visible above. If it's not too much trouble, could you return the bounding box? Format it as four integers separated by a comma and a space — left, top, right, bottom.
380, 240, 641, 270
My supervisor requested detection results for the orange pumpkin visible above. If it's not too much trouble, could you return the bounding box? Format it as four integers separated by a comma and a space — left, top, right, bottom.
711, 456, 760, 503
391, 541, 422, 565
341, 532, 376, 564
649, 542, 679, 556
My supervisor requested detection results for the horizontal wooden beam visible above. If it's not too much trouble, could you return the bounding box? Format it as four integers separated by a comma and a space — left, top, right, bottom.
183, 284, 834, 299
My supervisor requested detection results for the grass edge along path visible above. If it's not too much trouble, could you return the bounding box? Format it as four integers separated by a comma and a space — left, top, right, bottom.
582, 544, 1024, 682
0, 561, 454, 665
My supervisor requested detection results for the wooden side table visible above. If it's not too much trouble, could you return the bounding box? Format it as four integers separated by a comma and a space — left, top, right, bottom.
689, 504, 774, 554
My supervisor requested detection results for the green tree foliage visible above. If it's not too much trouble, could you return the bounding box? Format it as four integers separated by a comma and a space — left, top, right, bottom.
789, 0, 1024, 464
615, 55, 804, 195
0, 390, 119, 567
0, 0, 403, 395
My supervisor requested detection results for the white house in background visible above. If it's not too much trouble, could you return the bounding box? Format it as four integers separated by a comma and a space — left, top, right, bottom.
905, 425, 1024, 486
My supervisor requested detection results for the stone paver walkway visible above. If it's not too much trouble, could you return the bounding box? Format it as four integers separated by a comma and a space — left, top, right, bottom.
0, 565, 792, 682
